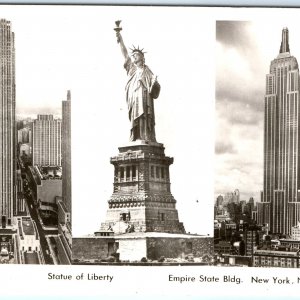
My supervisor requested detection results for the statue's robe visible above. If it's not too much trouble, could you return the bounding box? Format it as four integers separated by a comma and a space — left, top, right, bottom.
124, 58, 160, 142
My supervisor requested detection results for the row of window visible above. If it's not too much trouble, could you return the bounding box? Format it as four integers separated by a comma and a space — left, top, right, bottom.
118, 165, 169, 181
118, 211, 166, 222
150, 165, 169, 179
254, 256, 296, 267
120, 165, 137, 180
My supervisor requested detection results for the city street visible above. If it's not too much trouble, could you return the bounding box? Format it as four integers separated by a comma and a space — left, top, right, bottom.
21, 168, 54, 265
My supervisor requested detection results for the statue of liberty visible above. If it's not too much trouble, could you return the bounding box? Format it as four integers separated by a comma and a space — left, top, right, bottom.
115, 21, 160, 142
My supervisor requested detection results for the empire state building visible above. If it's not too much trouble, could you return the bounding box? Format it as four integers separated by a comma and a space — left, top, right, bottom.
259, 28, 300, 234
0, 19, 16, 226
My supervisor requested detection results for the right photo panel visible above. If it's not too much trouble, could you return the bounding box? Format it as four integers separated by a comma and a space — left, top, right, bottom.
215, 20, 300, 268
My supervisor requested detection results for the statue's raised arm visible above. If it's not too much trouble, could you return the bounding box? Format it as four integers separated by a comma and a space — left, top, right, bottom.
114, 21, 129, 62
114, 21, 160, 143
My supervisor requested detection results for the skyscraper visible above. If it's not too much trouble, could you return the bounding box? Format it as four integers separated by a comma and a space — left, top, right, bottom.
0, 19, 16, 226
259, 28, 300, 234
32, 115, 62, 166
62, 90, 71, 223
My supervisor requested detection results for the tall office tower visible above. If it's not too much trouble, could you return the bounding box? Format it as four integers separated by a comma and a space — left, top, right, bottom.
32, 115, 62, 166
259, 28, 300, 234
0, 19, 16, 226
62, 90, 71, 223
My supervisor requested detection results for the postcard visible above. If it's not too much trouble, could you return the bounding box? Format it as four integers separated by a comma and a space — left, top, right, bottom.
0, 4, 299, 299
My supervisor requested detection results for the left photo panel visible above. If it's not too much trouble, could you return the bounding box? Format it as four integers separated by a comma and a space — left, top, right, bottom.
0, 7, 72, 264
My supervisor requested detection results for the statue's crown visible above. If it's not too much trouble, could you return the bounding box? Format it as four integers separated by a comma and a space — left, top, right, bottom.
130, 45, 146, 56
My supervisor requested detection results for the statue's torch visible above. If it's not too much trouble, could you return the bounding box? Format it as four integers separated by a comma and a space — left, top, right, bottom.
114, 20, 122, 43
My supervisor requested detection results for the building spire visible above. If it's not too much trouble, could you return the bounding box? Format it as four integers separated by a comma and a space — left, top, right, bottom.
67, 90, 71, 101
279, 27, 290, 54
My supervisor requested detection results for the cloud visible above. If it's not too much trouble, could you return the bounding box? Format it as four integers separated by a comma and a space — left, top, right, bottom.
216, 21, 252, 49
216, 44, 265, 113
215, 21, 300, 203
215, 21, 265, 201
216, 21, 267, 121
215, 151, 263, 201
216, 99, 263, 127
215, 141, 236, 155
216, 79, 264, 110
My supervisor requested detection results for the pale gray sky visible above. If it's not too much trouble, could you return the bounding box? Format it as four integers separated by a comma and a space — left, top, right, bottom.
3, 8, 300, 298
0, 5, 216, 237
9, 5, 300, 237
0, 6, 214, 236
69, 6, 215, 236
215, 19, 300, 202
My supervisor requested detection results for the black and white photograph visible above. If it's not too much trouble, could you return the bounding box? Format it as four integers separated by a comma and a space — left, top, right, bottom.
3, 4, 300, 300
0, 7, 72, 265
0, 5, 213, 265
215, 19, 300, 268
0, 3, 214, 273
71, 6, 214, 265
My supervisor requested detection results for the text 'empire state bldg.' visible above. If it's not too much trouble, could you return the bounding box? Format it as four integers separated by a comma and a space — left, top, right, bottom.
259, 28, 300, 234
0, 19, 16, 226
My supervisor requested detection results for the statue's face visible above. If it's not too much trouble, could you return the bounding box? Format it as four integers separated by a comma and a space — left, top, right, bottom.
132, 52, 143, 64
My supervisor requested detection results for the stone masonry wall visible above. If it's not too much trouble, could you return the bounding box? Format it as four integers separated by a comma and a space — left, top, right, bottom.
146, 237, 213, 260
72, 237, 116, 261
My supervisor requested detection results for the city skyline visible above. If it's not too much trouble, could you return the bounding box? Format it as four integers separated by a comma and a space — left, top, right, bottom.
0, 6, 215, 241
215, 21, 300, 203
0, 12, 73, 264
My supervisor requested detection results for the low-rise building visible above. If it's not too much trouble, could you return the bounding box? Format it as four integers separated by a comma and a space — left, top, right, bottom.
214, 240, 232, 254
279, 239, 300, 251
218, 254, 251, 267
19, 143, 31, 157
29, 165, 62, 213
215, 214, 231, 223
16, 217, 42, 264
56, 198, 72, 264
18, 127, 31, 144
253, 249, 300, 268
291, 222, 300, 240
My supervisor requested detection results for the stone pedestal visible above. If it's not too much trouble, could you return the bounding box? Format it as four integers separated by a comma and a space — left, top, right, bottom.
100, 141, 185, 234
72, 233, 214, 263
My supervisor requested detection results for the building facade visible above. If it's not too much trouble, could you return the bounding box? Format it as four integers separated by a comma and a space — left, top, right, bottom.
259, 28, 300, 234
291, 222, 300, 240
57, 90, 72, 265
0, 19, 16, 226
32, 115, 62, 166
62, 90, 71, 223
253, 249, 300, 268
17, 127, 30, 143
100, 143, 185, 234
16, 217, 42, 264
32, 165, 62, 212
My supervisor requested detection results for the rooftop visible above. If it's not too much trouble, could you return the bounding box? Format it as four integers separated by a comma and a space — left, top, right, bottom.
21, 217, 34, 235
36, 165, 62, 180
91, 232, 210, 239
280, 238, 300, 243
24, 252, 40, 264
254, 249, 299, 256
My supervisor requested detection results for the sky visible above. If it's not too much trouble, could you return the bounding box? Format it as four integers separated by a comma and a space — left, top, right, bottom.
0, 5, 216, 237
53, 6, 215, 237
4, 6, 300, 298
70, 7, 216, 237
7, 5, 300, 237
215, 18, 300, 203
